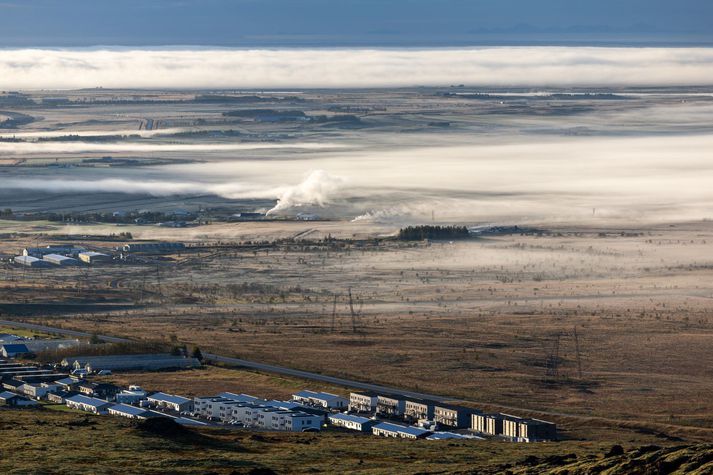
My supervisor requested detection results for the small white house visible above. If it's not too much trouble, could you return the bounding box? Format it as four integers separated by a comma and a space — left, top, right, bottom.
66, 394, 112, 414
328, 413, 377, 432
147, 392, 193, 413
108, 403, 152, 420
372, 422, 431, 439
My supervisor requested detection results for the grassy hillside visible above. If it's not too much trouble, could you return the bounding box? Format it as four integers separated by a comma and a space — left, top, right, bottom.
0, 405, 614, 475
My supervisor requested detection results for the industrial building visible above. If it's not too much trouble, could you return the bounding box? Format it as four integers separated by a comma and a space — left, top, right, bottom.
78, 251, 111, 264
23, 245, 85, 258
62, 353, 201, 373
121, 242, 185, 254
328, 413, 378, 432
372, 422, 431, 439
43, 254, 79, 266
14, 255, 50, 268
23, 339, 81, 353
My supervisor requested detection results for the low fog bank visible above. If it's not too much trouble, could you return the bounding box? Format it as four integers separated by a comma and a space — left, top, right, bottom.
4, 134, 713, 225
2, 47, 713, 89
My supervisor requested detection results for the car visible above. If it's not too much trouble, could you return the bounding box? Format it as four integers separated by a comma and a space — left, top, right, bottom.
96, 370, 112, 375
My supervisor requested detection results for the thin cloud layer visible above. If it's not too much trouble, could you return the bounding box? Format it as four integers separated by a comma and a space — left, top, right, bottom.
1, 47, 713, 88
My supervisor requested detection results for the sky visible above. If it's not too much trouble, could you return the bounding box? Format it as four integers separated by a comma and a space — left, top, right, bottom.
0, 0, 711, 47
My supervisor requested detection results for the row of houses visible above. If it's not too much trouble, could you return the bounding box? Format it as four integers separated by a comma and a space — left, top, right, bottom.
348, 392, 556, 442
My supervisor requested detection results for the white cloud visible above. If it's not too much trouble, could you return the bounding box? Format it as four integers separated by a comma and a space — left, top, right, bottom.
1, 47, 713, 89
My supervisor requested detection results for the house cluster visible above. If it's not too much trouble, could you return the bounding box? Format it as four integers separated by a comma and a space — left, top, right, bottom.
0, 347, 556, 442
192, 392, 325, 431
344, 391, 557, 442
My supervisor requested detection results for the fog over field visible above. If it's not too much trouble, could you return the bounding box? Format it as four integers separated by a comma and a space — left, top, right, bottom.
2, 47, 713, 89
5, 133, 713, 223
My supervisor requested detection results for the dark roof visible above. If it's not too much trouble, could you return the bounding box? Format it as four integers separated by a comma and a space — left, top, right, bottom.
0, 390, 19, 400
1, 344, 30, 353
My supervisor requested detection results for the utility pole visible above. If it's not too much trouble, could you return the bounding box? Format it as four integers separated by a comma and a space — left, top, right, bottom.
574, 326, 583, 379
545, 332, 561, 378
331, 294, 338, 333
348, 288, 357, 333
155, 264, 163, 301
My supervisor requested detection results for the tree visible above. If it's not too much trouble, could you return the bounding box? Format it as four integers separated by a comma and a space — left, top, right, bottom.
191, 347, 204, 361
89, 333, 102, 345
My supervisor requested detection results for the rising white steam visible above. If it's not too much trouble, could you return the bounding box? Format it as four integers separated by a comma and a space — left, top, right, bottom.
267, 170, 344, 215
1, 47, 713, 89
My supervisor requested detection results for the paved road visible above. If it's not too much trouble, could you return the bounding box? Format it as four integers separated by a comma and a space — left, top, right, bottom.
0, 319, 453, 402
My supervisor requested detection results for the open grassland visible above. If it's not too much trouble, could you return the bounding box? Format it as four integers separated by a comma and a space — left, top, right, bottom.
97, 365, 347, 401
0, 406, 645, 475
3, 221, 713, 445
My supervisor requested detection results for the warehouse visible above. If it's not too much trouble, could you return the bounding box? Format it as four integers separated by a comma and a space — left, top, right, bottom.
14, 255, 50, 268
349, 391, 378, 413
328, 413, 378, 432
121, 242, 185, 254
372, 422, 431, 439
148, 392, 193, 413
78, 251, 111, 264
63, 353, 201, 372
23, 245, 85, 258
66, 394, 113, 414
23, 339, 81, 353
43, 254, 79, 266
